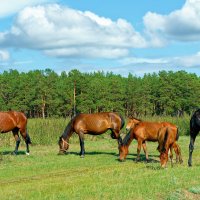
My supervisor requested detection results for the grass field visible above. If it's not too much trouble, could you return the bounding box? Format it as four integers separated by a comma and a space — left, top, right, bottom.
0, 135, 199, 200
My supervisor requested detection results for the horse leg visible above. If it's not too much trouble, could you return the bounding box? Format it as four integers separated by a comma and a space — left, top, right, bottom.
19, 128, 31, 155
142, 141, 149, 162
169, 146, 173, 167
172, 143, 178, 163
12, 130, 21, 155
136, 140, 142, 162
111, 130, 122, 145
177, 144, 183, 164
188, 133, 197, 167
25, 136, 30, 155
78, 133, 85, 158
173, 142, 183, 164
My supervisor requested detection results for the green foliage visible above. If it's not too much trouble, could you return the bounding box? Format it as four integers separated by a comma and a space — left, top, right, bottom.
0, 69, 200, 117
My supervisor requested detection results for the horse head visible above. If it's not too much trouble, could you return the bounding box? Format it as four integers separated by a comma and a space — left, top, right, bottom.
58, 136, 69, 154
118, 144, 128, 162
159, 152, 168, 168
126, 117, 141, 131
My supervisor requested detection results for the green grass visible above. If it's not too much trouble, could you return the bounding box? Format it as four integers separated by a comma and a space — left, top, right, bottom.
0, 136, 199, 200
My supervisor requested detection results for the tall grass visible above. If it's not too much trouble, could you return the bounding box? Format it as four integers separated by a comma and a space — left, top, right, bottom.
0, 116, 190, 147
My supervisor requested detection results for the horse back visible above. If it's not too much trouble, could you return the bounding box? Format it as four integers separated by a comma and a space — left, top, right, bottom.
73, 112, 122, 134
132, 121, 176, 141
133, 122, 163, 141
0, 111, 27, 133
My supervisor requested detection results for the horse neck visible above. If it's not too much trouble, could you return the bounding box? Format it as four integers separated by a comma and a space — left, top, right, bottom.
122, 131, 134, 148
62, 121, 74, 141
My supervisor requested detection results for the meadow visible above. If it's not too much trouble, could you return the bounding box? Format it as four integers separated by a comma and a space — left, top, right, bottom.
0, 117, 200, 200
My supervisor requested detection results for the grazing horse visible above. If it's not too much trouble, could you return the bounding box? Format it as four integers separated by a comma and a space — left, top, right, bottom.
157, 126, 181, 167
119, 118, 182, 165
58, 112, 125, 157
0, 111, 31, 155
188, 109, 200, 166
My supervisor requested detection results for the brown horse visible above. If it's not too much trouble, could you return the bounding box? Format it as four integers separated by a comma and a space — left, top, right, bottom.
119, 118, 182, 165
0, 111, 31, 155
58, 112, 125, 157
157, 126, 181, 167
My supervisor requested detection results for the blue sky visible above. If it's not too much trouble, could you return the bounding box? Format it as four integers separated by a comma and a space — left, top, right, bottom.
1, 0, 200, 76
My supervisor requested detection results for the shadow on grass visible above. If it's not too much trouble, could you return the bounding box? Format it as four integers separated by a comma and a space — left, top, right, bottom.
60, 151, 118, 157
125, 153, 160, 163
0, 150, 27, 156
145, 165, 162, 170
59, 151, 160, 164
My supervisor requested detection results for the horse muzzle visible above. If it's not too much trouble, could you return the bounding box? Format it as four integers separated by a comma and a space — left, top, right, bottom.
119, 158, 125, 162
58, 150, 67, 155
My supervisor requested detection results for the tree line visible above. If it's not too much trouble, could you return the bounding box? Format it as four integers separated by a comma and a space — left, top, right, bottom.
0, 69, 199, 118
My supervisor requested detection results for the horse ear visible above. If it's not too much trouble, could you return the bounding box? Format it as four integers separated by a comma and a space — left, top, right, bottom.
128, 114, 134, 119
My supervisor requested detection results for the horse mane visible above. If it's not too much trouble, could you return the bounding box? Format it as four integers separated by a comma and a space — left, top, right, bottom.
62, 115, 77, 139
122, 131, 131, 146
119, 114, 125, 129
128, 115, 142, 122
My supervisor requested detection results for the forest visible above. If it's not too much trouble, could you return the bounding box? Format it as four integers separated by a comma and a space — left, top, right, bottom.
0, 68, 200, 118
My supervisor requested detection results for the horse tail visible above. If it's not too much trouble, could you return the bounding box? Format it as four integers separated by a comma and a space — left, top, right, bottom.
161, 127, 169, 153
176, 127, 179, 141
119, 114, 125, 130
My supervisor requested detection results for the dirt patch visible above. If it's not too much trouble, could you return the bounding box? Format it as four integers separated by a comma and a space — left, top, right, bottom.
184, 189, 200, 200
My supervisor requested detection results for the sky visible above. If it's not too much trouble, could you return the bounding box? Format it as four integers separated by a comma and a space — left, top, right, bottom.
1, 0, 200, 76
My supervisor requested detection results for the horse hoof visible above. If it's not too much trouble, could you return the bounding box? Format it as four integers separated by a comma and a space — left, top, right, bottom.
80, 155, 85, 158
26, 152, 30, 156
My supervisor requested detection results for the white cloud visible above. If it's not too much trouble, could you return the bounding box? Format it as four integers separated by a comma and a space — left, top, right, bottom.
44, 47, 129, 59
0, 49, 9, 61
120, 57, 168, 65
118, 51, 200, 76
144, 0, 200, 42
0, 0, 52, 18
0, 4, 147, 59
172, 51, 200, 67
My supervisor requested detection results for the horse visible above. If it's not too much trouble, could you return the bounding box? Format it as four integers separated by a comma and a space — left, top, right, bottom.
157, 126, 181, 167
119, 117, 182, 165
58, 112, 125, 157
0, 111, 31, 155
188, 109, 200, 166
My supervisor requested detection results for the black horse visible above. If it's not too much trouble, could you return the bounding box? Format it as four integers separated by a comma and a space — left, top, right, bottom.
188, 109, 200, 166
